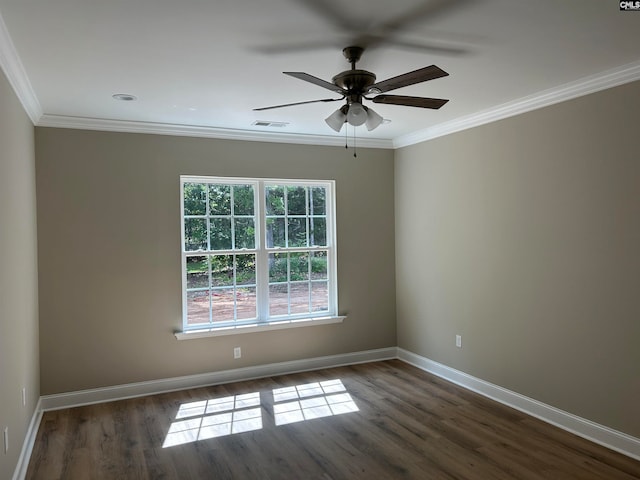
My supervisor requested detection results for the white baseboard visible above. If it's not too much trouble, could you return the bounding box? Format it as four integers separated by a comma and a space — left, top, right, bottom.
397, 348, 640, 462
39, 347, 398, 411
12, 398, 43, 480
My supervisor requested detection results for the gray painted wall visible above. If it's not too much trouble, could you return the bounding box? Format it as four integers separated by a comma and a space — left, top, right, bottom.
35, 128, 397, 395
395, 80, 640, 438
0, 68, 40, 478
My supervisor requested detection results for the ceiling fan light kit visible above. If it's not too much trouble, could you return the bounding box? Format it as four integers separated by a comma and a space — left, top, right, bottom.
325, 103, 384, 132
254, 45, 450, 133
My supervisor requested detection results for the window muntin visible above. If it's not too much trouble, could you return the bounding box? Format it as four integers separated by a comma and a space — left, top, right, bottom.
181, 177, 336, 332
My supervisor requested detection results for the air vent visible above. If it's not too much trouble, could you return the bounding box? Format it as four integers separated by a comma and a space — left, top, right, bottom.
252, 121, 289, 128
112, 93, 137, 101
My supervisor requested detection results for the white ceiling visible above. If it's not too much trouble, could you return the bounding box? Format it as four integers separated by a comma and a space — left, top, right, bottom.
1, 0, 639, 148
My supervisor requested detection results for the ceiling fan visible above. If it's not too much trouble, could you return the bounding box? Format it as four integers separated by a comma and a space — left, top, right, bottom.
254, 46, 449, 132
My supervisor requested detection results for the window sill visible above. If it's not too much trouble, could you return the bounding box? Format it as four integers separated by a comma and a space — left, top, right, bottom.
174, 315, 346, 340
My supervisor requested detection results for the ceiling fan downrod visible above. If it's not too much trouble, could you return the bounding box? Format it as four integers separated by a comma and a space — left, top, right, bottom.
342, 46, 364, 69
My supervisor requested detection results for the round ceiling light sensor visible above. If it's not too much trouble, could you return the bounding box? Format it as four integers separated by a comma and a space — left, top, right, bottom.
112, 93, 137, 101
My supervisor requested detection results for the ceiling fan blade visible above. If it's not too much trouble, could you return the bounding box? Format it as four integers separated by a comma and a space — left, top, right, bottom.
294, 0, 361, 32
368, 65, 449, 94
371, 95, 449, 109
258, 35, 467, 57
381, 38, 468, 56
253, 98, 343, 111
254, 40, 342, 55
359, 0, 471, 49
293, 0, 470, 54
284, 72, 345, 94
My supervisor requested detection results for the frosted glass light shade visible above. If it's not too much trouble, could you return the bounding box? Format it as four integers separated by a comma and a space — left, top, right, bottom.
325, 107, 347, 132
365, 107, 383, 131
346, 102, 367, 126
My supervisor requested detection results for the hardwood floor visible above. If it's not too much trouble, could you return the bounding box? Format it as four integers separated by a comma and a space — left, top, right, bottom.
27, 360, 640, 479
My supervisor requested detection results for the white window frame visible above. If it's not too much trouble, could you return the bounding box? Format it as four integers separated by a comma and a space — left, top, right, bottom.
177, 176, 343, 339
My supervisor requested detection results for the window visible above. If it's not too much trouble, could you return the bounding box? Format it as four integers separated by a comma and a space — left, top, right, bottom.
180, 176, 339, 336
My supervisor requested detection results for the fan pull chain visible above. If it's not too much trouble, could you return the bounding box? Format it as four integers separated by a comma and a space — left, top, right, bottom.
353, 125, 357, 158
343, 125, 357, 158
345, 122, 348, 149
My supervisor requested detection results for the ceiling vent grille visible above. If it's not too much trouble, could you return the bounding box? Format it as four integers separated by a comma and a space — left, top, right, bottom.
252, 121, 289, 128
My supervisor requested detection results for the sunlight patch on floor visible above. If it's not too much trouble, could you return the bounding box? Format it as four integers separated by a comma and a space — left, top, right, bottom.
163, 379, 358, 448
163, 392, 262, 447
273, 379, 359, 426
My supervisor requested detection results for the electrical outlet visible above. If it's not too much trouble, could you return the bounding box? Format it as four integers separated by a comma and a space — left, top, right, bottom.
22, 388, 26, 407
456, 335, 462, 348
233, 347, 241, 359
3, 427, 8, 454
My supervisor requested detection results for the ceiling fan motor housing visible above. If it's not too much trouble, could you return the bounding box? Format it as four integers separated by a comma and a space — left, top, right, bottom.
332, 70, 376, 96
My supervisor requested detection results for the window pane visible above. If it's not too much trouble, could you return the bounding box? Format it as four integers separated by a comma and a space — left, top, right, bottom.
234, 218, 255, 249
233, 185, 254, 216
183, 183, 207, 215
310, 217, 326, 247
210, 218, 232, 250
212, 289, 235, 322
290, 283, 310, 314
269, 284, 289, 316
236, 254, 256, 286
187, 290, 210, 325
310, 187, 326, 215
287, 186, 307, 215
269, 253, 287, 283
210, 255, 233, 287
289, 252, 309, 281
311, 251, 328, 280
184, 218, 207, 251
266, 218, 285, 248
186, 256, 208, 288
311, 281, 329, 312
209, 185, 231, 215
287, 218, 307, 247
266, 186, 285, 215
236, 287, 257, 320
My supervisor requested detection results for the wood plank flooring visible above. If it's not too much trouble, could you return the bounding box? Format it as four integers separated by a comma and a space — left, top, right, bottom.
26, 360, 640, 479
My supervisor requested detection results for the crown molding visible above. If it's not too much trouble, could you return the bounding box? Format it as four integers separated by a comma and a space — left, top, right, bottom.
0, 10, 42, 124
393, 59, 640, 149
37, 114, 395, 149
